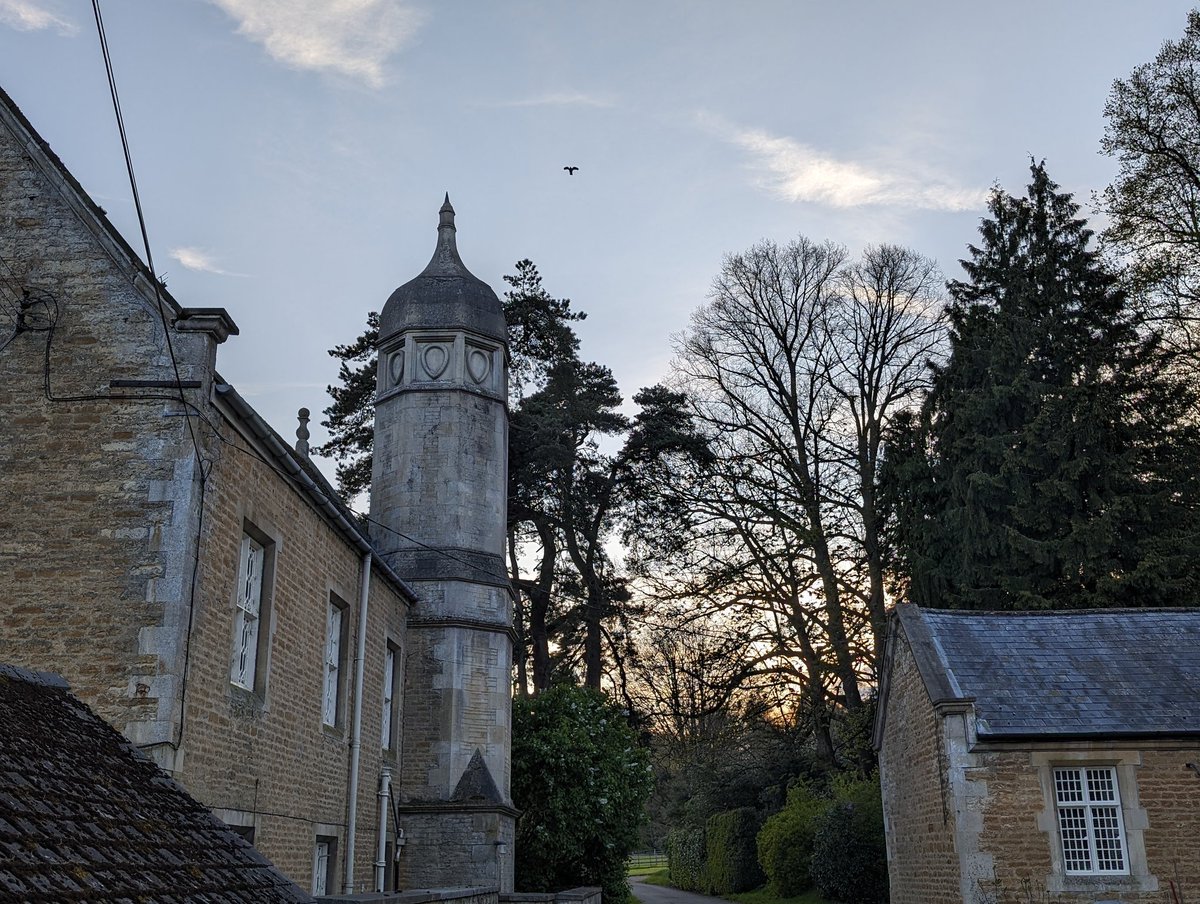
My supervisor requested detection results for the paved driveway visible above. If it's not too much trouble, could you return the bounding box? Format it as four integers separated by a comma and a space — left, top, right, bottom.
627, 875, 727, 904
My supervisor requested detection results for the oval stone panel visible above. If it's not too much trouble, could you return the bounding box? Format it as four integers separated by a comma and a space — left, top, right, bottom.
422, 344, 449, 380
467, 348, 491, 384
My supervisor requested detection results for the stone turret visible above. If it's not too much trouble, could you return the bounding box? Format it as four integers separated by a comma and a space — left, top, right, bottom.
371, 197, 515, 891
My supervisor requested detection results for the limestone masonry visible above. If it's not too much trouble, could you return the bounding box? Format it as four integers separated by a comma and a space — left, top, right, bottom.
0, 83, 515, 898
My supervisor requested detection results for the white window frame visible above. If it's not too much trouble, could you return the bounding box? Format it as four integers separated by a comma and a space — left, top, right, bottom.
382, 643, 399, 749
1053, 766, 1129, 876
323, 597, 347, 727
312, 838, 331, 895
231, 533, 265, 690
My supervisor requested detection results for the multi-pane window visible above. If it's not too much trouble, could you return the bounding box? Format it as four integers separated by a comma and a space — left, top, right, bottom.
230, 534, 265, 689
1054, 766, 1128, 875
312, 838, 332, 895
323, 599, 346, 727
382, 644, 399, 749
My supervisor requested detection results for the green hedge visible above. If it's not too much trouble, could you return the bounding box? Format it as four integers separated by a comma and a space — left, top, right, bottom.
756, 783, 828, 896
704, 807, 764, 894
666, 825, 707, 892
809, 776, 888, 903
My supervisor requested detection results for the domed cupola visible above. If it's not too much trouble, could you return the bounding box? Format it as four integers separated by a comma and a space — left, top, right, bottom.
368, 195, 514, 893
379, 194, 505, 344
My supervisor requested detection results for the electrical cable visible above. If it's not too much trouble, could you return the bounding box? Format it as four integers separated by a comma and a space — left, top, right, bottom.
91, 0, 206, 479
89, 0, 211, 754
192, 414, 742, 642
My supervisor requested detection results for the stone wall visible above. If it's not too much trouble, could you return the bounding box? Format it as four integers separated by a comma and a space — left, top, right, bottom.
878, 629, 963, 904
182, 404, 411, 890
319, 884, 502, 904
396, 808, 515, 892
0, 88, 213, 757
0, 94, 414, 895
972, 743, 1200, 903
883, 624, 1200, 904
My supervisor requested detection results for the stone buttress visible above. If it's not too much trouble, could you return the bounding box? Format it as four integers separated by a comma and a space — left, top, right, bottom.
370, 197, 516, 891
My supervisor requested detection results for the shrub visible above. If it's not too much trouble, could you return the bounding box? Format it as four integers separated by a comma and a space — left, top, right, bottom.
809, 775, 888, 903
512, 685, 653, 904
756, 782, 828, 896
704, 807, 764, 894
666, 824, 706, 892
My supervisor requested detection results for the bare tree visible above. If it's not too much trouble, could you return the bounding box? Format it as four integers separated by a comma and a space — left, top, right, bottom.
1102, 10, 1200, 370
828, 245, 947, 663
660, 237, 946, 757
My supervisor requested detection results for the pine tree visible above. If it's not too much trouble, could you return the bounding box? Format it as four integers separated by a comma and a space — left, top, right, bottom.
314, 311, 378, 500
887, 162, 1200, 609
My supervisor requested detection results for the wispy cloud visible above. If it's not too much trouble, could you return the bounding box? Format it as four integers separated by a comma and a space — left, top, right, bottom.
496, 91, 616, 109
0, 0, 76, 34
703, 114, 985, 212
210, 0, 425, 88
169, 247, 248, 278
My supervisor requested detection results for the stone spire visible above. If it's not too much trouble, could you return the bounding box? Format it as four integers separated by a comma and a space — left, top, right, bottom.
420, 194, 467, 277
369, 198, 514, 892
378, 195, 505, 345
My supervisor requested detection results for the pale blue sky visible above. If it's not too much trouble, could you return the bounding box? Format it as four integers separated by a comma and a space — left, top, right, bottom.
1, 0, 1194, 480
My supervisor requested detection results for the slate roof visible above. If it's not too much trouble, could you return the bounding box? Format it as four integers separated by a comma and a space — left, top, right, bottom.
893, 605, 1200, 741
0, 664, 314, 903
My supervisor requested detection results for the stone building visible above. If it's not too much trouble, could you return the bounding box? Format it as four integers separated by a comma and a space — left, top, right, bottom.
0, 83, 514, 897
875, 605, 1200, 904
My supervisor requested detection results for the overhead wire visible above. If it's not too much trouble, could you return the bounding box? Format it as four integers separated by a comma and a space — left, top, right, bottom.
196, 414, 736, 642
8, 7, 736, 652
91, 0, 206, 479
89, 0, 213, 753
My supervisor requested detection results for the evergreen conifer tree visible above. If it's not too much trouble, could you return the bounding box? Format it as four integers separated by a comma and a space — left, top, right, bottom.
886, 162, 1200, 609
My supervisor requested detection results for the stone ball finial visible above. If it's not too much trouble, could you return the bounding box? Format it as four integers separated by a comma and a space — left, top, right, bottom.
296, 407, 311, 458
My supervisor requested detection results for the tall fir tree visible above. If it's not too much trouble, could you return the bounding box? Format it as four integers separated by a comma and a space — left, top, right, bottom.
885, 162, 1200, 609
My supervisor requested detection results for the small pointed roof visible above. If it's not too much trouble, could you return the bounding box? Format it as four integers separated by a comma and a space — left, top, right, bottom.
379, 195, 506, 344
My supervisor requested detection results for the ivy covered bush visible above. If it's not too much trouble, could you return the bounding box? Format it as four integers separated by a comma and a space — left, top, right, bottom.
512, 685, 652, 904
704, 807, 764, 894
666, 825, 706, 892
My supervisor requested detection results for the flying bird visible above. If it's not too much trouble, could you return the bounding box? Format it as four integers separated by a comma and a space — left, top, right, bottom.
563, 166, 579, 175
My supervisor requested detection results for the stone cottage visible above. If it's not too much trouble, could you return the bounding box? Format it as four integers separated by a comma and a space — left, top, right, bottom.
875, 604, 1200, 904
0, 83, 515, 897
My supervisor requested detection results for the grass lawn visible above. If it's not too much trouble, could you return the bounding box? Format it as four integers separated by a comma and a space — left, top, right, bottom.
630, 866, 670, 885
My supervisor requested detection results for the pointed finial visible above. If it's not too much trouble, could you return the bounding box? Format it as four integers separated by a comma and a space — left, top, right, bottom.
439, 193, 455, 230
296, 407, 311, 458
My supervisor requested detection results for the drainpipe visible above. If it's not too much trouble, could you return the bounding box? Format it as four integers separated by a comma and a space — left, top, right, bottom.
375, 766, 392, 892
343, 552, 373, 894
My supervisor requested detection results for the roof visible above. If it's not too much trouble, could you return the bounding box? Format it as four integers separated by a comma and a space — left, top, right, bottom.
0, 84, 197, 325
379, 195, 506, 344
212, 380, 418, 604
0, 664, 313, 902
887, 605, 1200, 741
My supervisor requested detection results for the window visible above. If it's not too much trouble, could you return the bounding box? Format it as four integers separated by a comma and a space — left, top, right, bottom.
382, 642, 399, 749
231, 531, 271, 691
323, 595, 348, 727
312, 837, 335, 895
1054, 766, 1129, 875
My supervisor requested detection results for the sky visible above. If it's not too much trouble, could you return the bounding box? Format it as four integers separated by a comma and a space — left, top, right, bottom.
1, 0, 1195, 483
